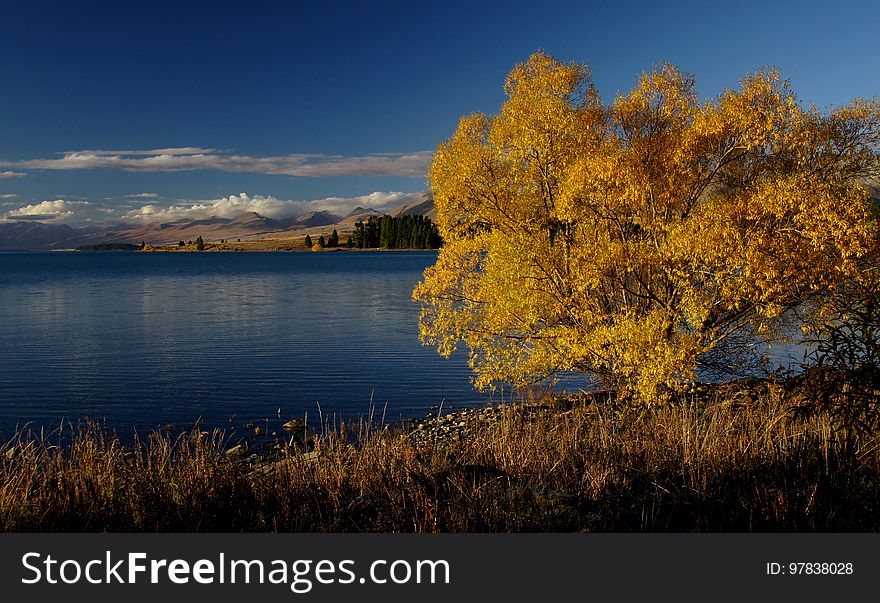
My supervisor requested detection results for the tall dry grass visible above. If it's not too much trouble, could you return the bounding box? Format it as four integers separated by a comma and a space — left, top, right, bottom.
1, 380, 878, 532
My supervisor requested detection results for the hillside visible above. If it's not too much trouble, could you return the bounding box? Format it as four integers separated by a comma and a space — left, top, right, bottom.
388, 192, 436, 219
0, 221, 76, 250
0, 195, 437, 249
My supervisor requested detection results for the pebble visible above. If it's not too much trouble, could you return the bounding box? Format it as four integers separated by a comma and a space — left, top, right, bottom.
408, 404, 550, 447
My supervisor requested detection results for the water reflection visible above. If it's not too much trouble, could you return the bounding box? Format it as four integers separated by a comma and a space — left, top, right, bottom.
0, 251, 811, 437
0, 252, 480, 435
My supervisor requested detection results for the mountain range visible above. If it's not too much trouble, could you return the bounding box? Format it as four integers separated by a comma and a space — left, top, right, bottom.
0, 221, 77, 250
7, 186, 876, 251
0, 193, 436, 250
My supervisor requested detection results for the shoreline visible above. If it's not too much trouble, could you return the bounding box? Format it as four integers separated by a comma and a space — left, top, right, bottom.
137, 246, 439, 253
64, 244, 441, 253
3, 376, 879, 532
0, 247, 441, 252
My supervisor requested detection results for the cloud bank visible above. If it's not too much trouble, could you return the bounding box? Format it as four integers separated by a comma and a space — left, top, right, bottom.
0, 171, 27, 179
123, 191, 420, 223
2, 191, 426, 225
0, 148, 433, 178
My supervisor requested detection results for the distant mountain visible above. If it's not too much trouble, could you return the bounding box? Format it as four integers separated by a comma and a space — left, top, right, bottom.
294, 210, 341, 228
389, 193, 436, 219
228, 211, 276, 227
52, 210, 343, 248
0, 221, 76, 250
343, 206, 374, 219
334, 207, 384, 231
2, 194, 436, 249
55, 218, 248, 248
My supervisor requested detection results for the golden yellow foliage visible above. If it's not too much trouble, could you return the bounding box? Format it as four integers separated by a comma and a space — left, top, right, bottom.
414, 51, 880, 402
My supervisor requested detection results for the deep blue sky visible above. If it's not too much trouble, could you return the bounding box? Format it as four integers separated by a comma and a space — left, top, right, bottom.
1, 0, 877, 224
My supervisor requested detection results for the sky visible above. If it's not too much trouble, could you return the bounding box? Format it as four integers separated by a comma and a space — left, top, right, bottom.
0, 0, 878, 225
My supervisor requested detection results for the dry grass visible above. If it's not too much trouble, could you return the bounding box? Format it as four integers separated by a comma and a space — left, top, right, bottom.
2, 380, 878, 532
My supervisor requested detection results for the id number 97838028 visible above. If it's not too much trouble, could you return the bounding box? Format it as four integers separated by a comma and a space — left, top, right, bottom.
766, 562, 853, 575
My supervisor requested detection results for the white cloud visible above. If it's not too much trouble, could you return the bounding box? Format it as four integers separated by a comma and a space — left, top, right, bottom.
0, 194, 17, 198
307, 191, 421, 214
125, 194, 287, 222
5, 199, 91, 221
2, 191, 428, 226
0, 171, 27, 179
121, 191, 424, 223
0, 148, 433, 178
127, 192, 161, 198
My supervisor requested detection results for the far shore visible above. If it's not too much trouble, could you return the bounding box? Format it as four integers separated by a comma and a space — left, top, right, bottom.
69, 237, 441, 253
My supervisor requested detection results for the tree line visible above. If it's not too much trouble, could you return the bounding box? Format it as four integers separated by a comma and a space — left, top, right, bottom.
350, 215, 442, 249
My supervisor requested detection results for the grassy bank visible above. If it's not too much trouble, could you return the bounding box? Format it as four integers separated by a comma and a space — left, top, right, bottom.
2, 379, 878, 532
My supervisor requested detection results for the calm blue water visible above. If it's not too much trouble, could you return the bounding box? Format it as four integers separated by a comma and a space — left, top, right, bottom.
0, 251, 503, 438
0, 250, 805, 440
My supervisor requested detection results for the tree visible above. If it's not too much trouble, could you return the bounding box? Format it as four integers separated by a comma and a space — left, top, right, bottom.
380, 215, 393, 248
178, 240, 185, 247
195, 235, 204, 251
363, 216, 380, 247
329, 229, 339, 247
413, 52, 880, 402
318, 235, 326, 248
798, 265, 880, 437
304, 234, 313, 248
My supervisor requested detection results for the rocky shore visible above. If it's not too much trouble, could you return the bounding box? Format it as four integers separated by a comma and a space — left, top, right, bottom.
407, 403, 553, 447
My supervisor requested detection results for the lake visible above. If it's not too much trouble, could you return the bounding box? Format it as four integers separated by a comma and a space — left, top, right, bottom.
0, 250, 807, 441
0, 251, 512, 438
